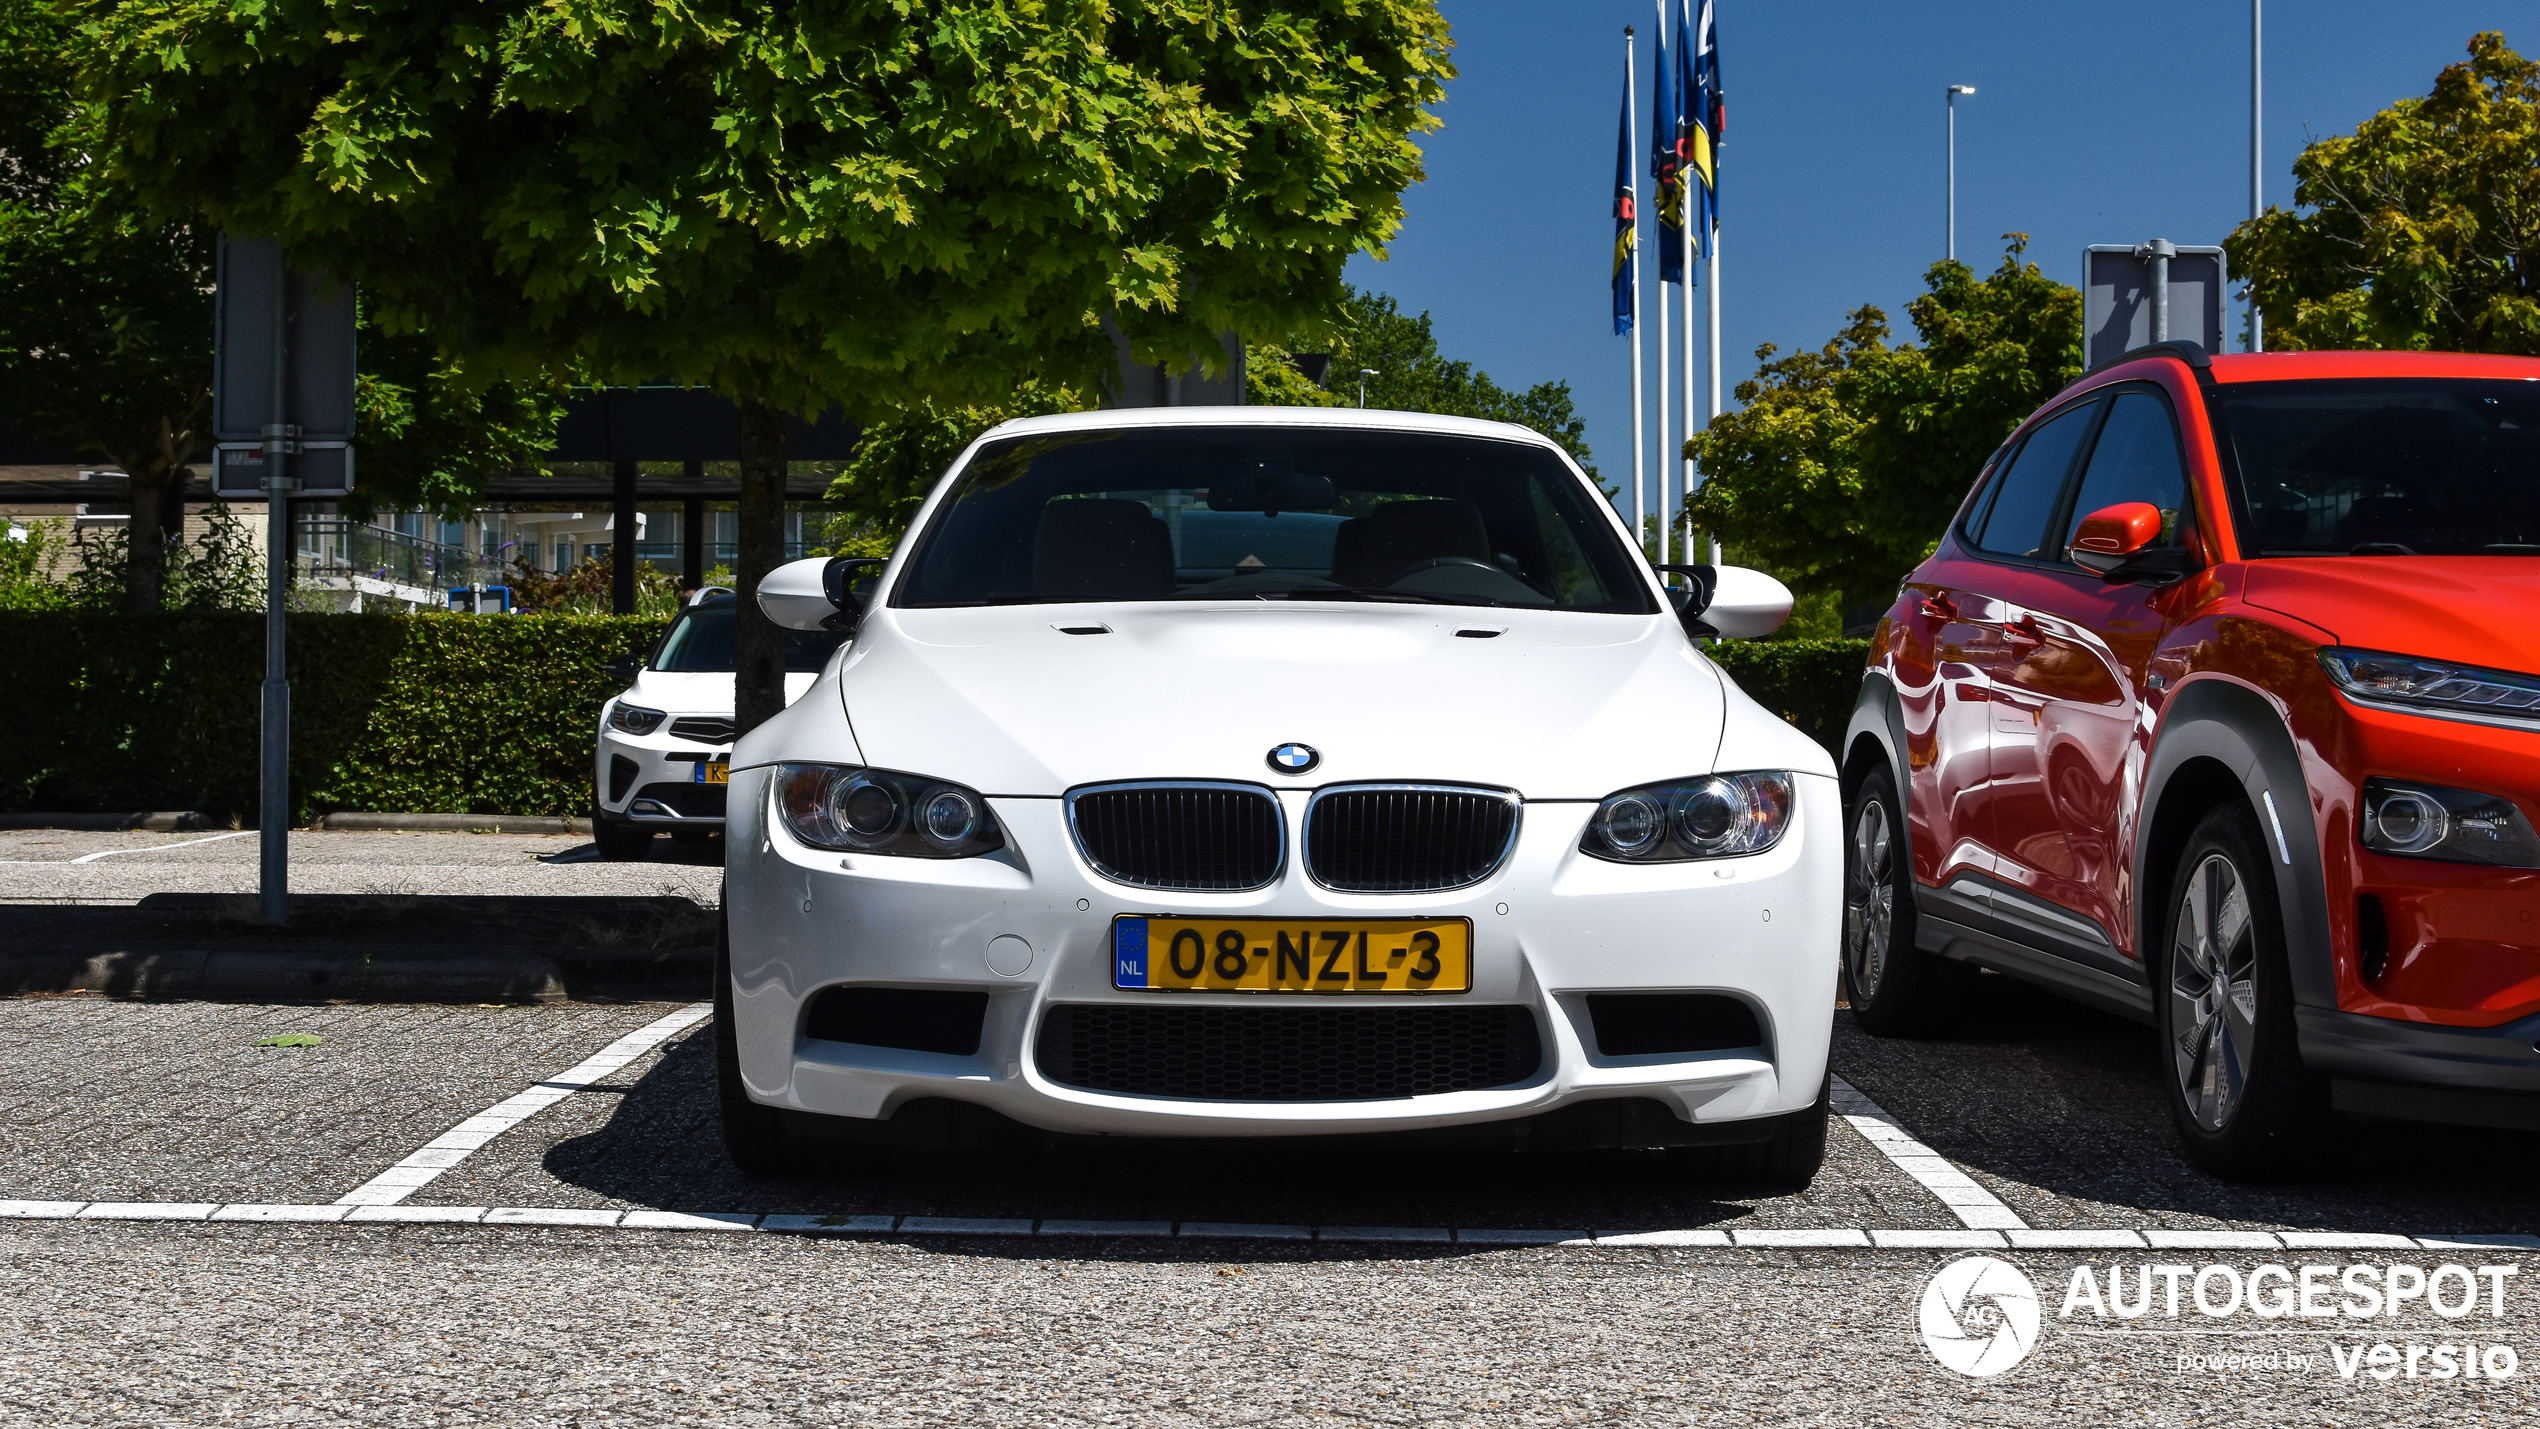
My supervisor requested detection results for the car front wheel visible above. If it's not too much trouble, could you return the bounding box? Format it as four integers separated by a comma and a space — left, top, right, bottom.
1842, 766, 1969, 1035
592, 811, 654, 862
2158, 802, 2323, 1178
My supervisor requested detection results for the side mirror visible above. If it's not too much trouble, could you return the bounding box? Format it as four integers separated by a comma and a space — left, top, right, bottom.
603, 654, 641, 684
758, 555, 889, 632
2070, 502, 2163, 574
1654, 563, 1794, 640
2071, 502, 2200, 585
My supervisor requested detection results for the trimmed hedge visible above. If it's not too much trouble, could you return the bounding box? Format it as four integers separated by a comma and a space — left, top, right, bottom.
1706, 638, 1871, 758
2, 612, 666, 820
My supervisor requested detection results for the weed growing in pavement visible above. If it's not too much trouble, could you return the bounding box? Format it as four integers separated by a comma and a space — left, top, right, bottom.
254, 1034, 324, 1048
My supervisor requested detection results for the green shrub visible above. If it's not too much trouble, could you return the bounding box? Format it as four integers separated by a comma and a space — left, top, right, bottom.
0, 611, 665, 819
1706, 638, 1871, 758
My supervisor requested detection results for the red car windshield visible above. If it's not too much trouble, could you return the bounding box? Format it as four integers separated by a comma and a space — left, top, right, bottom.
2215, 377, 2540, 557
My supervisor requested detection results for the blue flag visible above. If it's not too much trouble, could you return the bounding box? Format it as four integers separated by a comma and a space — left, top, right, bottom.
1613, 78, 1636, 336
1651, 1, 1684, 285
1691, 0, 1721, 247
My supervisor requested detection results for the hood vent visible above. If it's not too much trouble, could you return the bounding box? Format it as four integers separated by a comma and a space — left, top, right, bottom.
1066, 782, 1284, 892
1303, 784, 1521, 892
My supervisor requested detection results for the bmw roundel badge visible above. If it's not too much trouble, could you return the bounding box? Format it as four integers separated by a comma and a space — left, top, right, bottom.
1267, 742, 1321, 775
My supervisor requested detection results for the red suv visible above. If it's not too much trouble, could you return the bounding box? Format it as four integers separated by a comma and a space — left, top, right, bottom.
1844, 341, 2540, 1176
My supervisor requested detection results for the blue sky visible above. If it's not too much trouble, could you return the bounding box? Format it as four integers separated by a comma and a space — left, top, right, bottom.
1343, 0, 2527, 518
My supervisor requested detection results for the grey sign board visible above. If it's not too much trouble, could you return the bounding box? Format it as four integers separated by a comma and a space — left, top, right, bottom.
214, 234, 358, 448
212, 443, 353, 501
1103, 322, 1246, 408
2084, 243, 2227, 367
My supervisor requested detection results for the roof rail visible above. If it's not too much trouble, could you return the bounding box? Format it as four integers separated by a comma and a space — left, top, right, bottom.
2081, 338, 2210, 381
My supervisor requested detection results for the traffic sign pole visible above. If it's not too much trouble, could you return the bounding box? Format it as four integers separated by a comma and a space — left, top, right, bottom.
260, 276, 293, 927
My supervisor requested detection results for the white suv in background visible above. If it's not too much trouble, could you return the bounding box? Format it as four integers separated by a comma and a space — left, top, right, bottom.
593, 589, 849, 860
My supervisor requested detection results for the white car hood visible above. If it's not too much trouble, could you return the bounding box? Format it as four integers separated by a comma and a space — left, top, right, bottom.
834, 602, 1726, 799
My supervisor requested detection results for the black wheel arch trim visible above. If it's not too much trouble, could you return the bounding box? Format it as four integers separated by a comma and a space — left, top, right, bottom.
1843, 670, 1912, 807
2138, 678, 2334, 1011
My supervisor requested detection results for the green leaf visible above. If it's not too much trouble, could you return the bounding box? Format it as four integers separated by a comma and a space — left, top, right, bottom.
255, 1033, 325, 1047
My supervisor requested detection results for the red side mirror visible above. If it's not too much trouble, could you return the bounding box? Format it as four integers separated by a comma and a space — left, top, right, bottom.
2071, 502, 2164, 573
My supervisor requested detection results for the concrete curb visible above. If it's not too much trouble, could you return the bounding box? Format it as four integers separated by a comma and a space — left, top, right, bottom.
0, 812, 222, 832
316, 812, 592, 835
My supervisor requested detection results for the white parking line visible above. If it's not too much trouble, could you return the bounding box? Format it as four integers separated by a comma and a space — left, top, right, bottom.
64, 830, 256, 864
1830, 1075, 2028, 1231
333, 1003, 712, 1207
0, 1199, 2513, 1250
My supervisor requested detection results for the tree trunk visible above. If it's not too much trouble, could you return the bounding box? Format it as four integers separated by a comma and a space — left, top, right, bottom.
121, 463, 173, 613
116, 414, 189, 613
734, 398, 791, 737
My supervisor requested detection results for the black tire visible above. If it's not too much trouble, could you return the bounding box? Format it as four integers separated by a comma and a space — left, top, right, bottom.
715, 911, 795, 1179
1667, 1075, 1830, 1189
669, 827, 715, 845
1842, 765, 1970, 1035
593, 813, 654, 862
2157, 801, 2325, 1179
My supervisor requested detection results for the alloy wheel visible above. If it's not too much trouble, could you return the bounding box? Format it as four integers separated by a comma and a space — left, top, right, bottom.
1844, 799, 1894, 997
2170, 851, 2258, 1132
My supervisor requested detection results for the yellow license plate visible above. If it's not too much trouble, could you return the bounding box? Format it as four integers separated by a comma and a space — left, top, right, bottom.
1112, 916, 1472, 994
697, 760, 730, 785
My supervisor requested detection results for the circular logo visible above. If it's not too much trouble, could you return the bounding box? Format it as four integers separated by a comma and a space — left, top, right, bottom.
1266, 743, 1321, 775
1918, 1256, 2041, 1378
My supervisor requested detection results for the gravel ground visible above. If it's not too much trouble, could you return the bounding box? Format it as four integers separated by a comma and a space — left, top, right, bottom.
0, 829, 723, 906
0, 999, 691, 1205
0, 1223, 2528, 1426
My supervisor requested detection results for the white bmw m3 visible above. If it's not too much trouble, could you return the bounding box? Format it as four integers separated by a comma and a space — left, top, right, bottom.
717, 406, 1840, 1183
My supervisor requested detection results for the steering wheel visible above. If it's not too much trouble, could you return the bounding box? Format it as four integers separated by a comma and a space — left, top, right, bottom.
1387, 555, 1503, 585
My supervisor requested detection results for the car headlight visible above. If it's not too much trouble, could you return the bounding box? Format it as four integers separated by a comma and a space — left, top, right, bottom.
2319, 648, 2540, 723
775, 764, 1005, 859
2359, 778, 2540, 868
1582, 772, 1795, 862
607, 703, 666, 735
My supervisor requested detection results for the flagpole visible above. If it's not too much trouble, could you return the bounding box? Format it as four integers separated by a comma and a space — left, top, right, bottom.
1702, 0, 1724, 568
1681, 178, 1695, 564
1627, 29, 1646, 551
1651, 1, 1670, 563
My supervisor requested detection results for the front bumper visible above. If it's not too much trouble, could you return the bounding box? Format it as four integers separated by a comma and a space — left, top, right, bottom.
2299, 1005, 2540, 1130
723, 768, 1841, 1140
595, 725, 734, 827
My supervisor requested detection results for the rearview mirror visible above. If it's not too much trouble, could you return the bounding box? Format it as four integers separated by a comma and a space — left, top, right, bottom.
1206, 472, 1337, 515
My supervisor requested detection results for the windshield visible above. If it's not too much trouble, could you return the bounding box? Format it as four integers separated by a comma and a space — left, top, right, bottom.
892, 427, 1656, 613
652, 599, 849, 672
2214, 378, 2540, 556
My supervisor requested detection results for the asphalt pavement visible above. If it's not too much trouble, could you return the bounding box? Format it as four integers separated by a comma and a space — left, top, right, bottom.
2, 831, 2535, 1424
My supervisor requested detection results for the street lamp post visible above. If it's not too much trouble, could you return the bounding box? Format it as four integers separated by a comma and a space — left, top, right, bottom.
1946, 85, 1976, 262
1357, 369, 1378, 409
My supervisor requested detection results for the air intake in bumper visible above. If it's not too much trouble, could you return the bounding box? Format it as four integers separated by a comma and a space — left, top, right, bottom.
1586, 993, 1764, 1057
1066, 782, 1284, 891
1303, 784, 1521, 892
1034, 1003, 1541, 1101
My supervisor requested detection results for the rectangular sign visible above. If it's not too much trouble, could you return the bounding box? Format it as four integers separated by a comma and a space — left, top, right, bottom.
2084, 245, 2228, 367
1112, 916, 1473, 994
212, 443, 354, 499
214, 234, 357, 444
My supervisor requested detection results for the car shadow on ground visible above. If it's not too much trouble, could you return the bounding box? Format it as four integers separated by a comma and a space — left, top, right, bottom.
537, 835, 724, 867
543, 1034, 1829, 1237
1831, 970, 2540, 1231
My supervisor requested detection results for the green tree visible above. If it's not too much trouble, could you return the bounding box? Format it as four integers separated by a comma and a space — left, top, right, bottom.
81, 0, 1452, 730
350, 333, 571, 520
1311, 289, 1597, 477
0, 5, 212, 613
2230, 32, 2540, 353
1686, 238, 2081, 611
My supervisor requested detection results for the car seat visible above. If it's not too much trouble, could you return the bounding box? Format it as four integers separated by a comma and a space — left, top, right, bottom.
1031, 498, 1175, 600
1329, 499, 1493, 588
